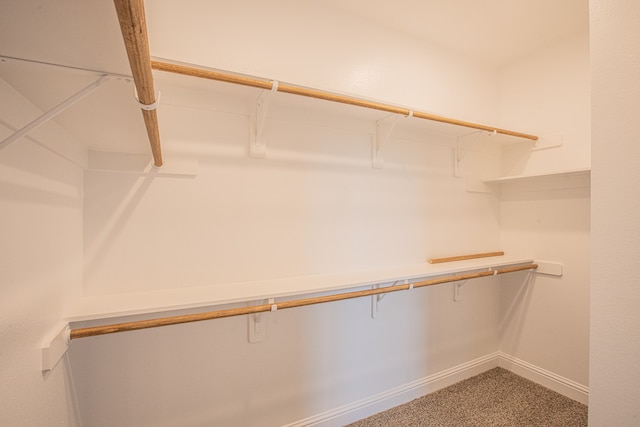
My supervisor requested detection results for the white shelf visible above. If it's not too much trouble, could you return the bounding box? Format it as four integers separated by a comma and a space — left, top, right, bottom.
68, 255, 535, 324
483, 167, 590, 184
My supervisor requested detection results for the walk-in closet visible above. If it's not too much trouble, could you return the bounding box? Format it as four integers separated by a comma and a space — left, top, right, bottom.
1, 1, 639, 426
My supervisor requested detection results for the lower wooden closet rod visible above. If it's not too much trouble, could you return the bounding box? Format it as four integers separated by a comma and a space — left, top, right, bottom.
69, 263, 537, 340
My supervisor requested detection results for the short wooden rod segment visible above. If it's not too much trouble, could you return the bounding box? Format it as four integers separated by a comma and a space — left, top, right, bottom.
69, 263, 537, 340
429, 251, 505, 264
150, 60, 538, 141
114, 0, 163, 167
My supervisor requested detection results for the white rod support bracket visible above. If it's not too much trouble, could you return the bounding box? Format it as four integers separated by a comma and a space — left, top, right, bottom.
249, 87, 275, 158
453, 280, 467, 302
1, 75, 108, 151
454, 129, 496, 178
371, 285, 380, 319
371, 280, 405, 318
371, 284, 384, 318
454, 130, 481, 178
454, 142, 461, 178
42, 324, 71, 372
247, 313, 266, 343
372, 113, 406, 168
247, 300, 268, 343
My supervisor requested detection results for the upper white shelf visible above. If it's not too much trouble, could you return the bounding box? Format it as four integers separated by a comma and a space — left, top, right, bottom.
68, 255, 535, 324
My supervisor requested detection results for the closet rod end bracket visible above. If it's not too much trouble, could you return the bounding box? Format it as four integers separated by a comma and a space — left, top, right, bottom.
42, 324, 71, 373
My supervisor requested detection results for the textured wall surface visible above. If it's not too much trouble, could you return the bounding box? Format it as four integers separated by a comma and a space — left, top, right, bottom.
589, 0, 640, 424
0, 79, 84, 427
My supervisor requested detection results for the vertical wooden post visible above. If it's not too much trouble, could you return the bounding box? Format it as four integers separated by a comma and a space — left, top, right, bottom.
113, 0, 163, 167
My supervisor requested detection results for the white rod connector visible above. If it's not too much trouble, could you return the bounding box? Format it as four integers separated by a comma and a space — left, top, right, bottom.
134, 88, 161, 111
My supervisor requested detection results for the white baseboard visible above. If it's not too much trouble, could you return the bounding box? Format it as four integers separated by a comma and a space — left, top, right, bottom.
282, 352, 500, 427
497, 352, 589, 404
283, 351, 589, 426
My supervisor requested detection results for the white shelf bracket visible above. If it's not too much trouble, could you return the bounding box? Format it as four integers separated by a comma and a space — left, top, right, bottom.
453, 280, 468, 302
454, 129, 494, 178
42, 324, 70, 372
1, 75, 108, 151
249, 82, 278, 158
371, 284, 382, 318
371, 280, 403, 318
248, 298, 273, 343
247, 313, 266, 343
373, 112, 411, 168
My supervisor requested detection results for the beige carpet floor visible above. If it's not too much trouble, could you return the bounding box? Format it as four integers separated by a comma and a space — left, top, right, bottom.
345, 367, 587, 427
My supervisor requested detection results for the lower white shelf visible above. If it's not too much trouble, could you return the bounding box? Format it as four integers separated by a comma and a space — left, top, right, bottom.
67, 255, 535, 324
43, 255, 545, 372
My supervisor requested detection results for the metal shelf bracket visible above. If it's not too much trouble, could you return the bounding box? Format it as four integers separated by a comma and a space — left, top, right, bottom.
249, 82, 278, 158
0, 75, 108, 151
372, 111, 412, 168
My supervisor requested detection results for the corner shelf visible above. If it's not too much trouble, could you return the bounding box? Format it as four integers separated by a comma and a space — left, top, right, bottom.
483, 167, 591, 185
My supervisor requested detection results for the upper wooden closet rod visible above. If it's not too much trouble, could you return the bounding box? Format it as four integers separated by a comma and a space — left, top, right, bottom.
151, 60, 539, 141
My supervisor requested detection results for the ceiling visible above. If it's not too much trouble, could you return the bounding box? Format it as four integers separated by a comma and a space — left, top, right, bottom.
0, 0, 589, 154
325, 0, 589, 68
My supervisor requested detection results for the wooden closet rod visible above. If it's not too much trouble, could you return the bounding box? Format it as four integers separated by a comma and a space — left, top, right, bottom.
151, 60, 539, 141
114, 0, 163, 167
69, 263, 537, 340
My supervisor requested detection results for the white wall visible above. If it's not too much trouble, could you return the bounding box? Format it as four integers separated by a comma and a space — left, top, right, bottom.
589, 0, 640, 424
497, 31, 591, 398
84, 0, 506, 297
70, 5, 513, 426
146, 0, 500, 125
498, 175, 590, 395
83, 91, 502, 294
75, 89, 505, 427
498, 31, 591, 176
0, 78, 84, 426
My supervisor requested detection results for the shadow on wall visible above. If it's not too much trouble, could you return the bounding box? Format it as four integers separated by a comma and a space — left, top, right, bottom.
83, 174, 156, 291
60, 356, 84, 426
499, 272, 535, 353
